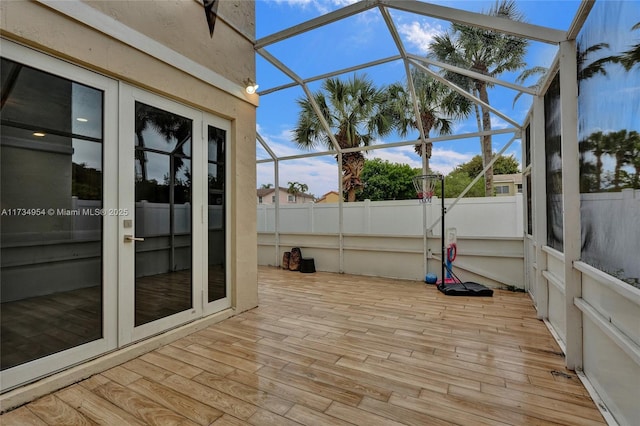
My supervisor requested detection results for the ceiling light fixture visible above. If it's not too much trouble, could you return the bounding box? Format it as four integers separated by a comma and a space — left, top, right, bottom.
33, 132, 46, 137
244, 78, 259, 95
76, 117, 88, 122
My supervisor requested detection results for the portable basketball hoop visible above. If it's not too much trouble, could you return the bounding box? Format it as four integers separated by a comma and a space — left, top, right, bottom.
414, 175, 493, 297
414, 174, 447, 284
412, 174, 439, 204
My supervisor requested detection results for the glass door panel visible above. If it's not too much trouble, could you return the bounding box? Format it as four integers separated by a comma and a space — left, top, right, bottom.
0, 60, 104, 370
207, 125, 226, 303
133, 102, 193, 326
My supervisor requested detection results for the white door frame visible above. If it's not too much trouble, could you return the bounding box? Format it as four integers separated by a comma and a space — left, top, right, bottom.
202, 115, 232, 316
0, 40, 119, 391
1, 42, 233, 391
117, 85, 205, 346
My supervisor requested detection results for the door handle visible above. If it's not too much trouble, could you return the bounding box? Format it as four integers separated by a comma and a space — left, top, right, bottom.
124, 234, 145, 242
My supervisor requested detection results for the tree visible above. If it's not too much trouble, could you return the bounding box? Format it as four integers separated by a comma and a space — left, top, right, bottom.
355, 158, 418, 201
577, 42, 617, 82
603, 130, 637, 190
628, 131, 640, 188
429, 0, 528, 197
293, 74, 395, 202
456, 154, 520, 179
514, 40, 620, 105
387, 70, 471, 172
513, 65, 547, 106
438, 168, 485, 198
287, 181, 309, 202
579, 131, 607, 191
260, 183, 274, 189
135, 102, 190, 182
614, 22, 640, 71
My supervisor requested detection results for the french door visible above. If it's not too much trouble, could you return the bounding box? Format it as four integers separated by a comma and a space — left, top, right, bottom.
1, 41, 230, 391
0, 41, 119, 391
117, 85, 230, 345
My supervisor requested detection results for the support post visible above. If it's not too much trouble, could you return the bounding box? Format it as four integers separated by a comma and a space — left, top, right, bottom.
338, 152, 344, 273
532, 95, 548, 319
560, 39, 582, 370
441, 175, 445, 285
274, 159, 280, 267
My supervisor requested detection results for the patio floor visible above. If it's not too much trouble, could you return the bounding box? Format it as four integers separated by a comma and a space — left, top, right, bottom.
1, 266, 606, 425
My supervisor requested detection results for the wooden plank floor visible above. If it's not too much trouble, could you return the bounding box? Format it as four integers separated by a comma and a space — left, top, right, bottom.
1, 266, 606, 425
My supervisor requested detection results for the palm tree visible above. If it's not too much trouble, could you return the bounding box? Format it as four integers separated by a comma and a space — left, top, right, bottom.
429, 0, 528, 196
388, 69, 471, 172
293, 74, 394, 201
603, 130, 635, 190
514, 41, 619, 105
614, 22, 640, 71
512, 65, 547, 107
577, 42, 617, 83
580, 131, 607, 191
627, 131, 640, 188
287, 181, 308, 202
135, 102, 190, 182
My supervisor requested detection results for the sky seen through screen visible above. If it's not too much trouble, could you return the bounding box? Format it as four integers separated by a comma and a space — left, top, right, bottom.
255, 0, 583, 198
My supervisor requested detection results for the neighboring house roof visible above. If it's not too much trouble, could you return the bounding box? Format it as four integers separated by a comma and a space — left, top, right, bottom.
316, 191, 340, 203
493, 173, 523, 184
256, 187, 315, 200
294, 192, 315, 200
257, 187, 275, 197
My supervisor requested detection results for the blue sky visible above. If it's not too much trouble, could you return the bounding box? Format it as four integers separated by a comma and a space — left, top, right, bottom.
255, 0, 583, 198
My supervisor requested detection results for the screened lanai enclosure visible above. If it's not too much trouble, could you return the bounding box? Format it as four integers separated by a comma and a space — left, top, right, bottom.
255, 1, 639, 425
1, 0, 638, 424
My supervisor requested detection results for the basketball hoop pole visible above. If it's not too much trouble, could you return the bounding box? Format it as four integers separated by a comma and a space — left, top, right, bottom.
440, 176, 445, 286
412, 174, 446, 284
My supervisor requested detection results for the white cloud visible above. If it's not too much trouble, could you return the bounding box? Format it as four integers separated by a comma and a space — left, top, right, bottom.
256, 130, 475, 197
272, 0, 360, 15
490, 116, 510, 130
256, 125, 341, 196
257, 157, 339, 198
371, 146, 421, 168
257, 125, 333, 159
369, 145, 474, 176
398, 21, 444, 55
429, 147, 474, 175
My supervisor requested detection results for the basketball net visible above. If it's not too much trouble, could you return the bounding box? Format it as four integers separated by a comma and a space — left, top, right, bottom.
412, 174, 439, 204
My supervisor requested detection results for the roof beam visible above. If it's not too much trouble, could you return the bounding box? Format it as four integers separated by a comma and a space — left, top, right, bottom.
427, 132, 520, 232
567, 0, 595, 40
257, 48, 343, 153
380, 0, 566, 44
256, 127, 517, 163
378, 5, 430, 156
256, 149, 336, 164
254, 0, 379, 49
258, 55, 402, 96
342, 127, 517, 154
256, 132, 277, 160
410, 58, 521, 129
407, 53, 537, 95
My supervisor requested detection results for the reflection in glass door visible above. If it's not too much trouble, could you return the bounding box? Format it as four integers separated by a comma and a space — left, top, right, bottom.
208, 125, 226, 303
0, 59, 105, 370
133, 102, 192, 326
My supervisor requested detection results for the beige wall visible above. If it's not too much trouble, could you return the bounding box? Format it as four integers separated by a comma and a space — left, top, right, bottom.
0, 1, 258, 314
83, 0, 255, 87
494, 181, 516, 196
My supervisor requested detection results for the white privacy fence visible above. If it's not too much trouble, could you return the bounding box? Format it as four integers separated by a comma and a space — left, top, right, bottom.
71, 199, 224, 236
257, 195, 524, 237
580, 189, 640, 283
